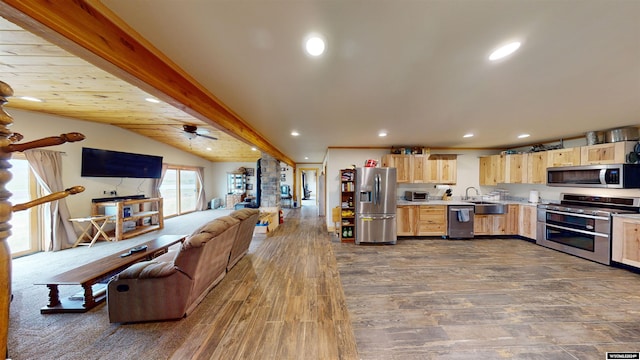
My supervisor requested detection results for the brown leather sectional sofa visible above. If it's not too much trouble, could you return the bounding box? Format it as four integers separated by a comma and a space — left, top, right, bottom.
107, 208, 260, 323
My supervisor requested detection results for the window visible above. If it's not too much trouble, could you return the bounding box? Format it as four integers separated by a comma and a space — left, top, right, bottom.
159, 166, 200, 217
7, 155, 41, 257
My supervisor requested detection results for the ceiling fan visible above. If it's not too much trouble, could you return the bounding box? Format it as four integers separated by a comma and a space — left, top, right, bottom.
182, 125, 218, 140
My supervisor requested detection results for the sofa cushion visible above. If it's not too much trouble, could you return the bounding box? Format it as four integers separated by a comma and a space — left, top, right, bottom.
115, 260, 177, 279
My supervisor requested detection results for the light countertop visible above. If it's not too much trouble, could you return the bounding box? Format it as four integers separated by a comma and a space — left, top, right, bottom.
396, 199, 543, 207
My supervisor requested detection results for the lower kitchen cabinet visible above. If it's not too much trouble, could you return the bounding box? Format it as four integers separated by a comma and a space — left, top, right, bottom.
612, 215, 640, 269
518, 205, 538, 240
396, 205, 417, 236
474, 214, 506, 236
506, 204, 519, 235
396, 205, 447, 236
417, 205, 447, 236
474, 205, 524, 237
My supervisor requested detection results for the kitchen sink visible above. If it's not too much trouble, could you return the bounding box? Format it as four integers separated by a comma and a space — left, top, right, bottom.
467, 201, 507, 215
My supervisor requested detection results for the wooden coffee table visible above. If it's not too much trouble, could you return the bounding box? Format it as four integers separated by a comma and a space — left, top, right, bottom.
35, 234, 185, 314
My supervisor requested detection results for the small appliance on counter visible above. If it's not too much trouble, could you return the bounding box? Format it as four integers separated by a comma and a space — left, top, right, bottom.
405, 191, 428, 201
529, 190, 540, 203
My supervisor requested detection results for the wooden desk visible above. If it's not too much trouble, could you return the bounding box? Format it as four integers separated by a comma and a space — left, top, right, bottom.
35, 235, 185, 314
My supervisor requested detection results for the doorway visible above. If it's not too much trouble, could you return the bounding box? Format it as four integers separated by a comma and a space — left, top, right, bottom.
298, 168, 318, 208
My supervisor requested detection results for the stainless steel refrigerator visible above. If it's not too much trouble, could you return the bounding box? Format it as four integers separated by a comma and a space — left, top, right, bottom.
355, 167, 397, 244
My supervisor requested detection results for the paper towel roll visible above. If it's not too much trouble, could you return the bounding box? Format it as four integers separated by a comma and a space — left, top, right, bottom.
529, 190, 539, 203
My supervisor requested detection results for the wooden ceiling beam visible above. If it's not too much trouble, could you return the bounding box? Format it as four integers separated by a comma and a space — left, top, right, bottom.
0, 0, 295, 166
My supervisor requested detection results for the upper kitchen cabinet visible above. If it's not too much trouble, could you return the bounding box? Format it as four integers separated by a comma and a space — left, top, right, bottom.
527, 152, 548, 184
427, 155, 457, 184
505, 153, 528, 184
382, 153, 457, 184
382, 154, 411, 183
546, 147, 581, 167
580, 141, 636, 165
479, 155, 505, 186
411, 155, 428, 183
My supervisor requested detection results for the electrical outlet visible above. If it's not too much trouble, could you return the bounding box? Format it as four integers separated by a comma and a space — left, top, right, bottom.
110, 190, 117, 196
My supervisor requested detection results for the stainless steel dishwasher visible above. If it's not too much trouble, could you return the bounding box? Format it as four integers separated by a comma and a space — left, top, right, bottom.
448, 205, 475, 239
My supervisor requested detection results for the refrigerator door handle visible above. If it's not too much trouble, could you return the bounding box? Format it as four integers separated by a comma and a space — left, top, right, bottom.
374, 173, 380, 205
359, 215, 395, 221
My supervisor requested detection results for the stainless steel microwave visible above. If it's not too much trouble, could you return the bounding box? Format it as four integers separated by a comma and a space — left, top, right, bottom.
547, 164, 640, 188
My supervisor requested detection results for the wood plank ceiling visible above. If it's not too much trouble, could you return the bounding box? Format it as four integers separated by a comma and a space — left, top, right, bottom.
0, 4, 276, 164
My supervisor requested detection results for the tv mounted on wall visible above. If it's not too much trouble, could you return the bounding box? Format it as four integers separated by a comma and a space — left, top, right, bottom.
81, 147, 163, 179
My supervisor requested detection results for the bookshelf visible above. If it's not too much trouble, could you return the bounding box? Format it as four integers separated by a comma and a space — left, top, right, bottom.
339, 169, 356, 242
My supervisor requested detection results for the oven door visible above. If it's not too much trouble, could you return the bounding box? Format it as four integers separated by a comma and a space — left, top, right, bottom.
536, 210, 611, 265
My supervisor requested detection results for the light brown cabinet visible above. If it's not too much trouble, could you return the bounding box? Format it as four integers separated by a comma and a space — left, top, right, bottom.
612, 215, 640, 268
417, 205, 447, 236
396, 205, 417, 236
505, 153, 528, 184
506, 204, 519, 235
411, 155, 428, 183
479, 154, 505, 186
427, 155, 457, 184
473, 205, 518, 236
383, 154, 457, 184
479, 152, 546, 186
581, 141, 636, 165
381, 154, 411, 183
546, 147, 581, 167
396, 205, 447, 236
473, 214, 506, 235
527, 152, 548, 184
518, 205, 538, 240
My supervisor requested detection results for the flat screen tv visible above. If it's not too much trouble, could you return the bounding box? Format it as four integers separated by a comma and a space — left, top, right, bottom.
81, 147, 163, 178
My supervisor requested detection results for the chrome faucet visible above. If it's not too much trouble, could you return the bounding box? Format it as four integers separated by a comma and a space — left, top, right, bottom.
464, 186, 480, 200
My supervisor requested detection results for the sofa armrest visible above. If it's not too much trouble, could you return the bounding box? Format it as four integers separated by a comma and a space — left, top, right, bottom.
107, 271, 192, 323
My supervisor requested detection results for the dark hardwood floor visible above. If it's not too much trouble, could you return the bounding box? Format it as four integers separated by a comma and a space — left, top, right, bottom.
333, 236, 640, 360
10, 205, 640, 359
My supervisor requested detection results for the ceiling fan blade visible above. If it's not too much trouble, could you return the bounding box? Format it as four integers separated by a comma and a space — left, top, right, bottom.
196, 133, 218, 140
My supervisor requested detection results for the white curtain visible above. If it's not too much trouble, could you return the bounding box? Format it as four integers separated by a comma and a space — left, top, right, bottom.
24, 149, 77, 251
195, 166, 206, 211
149, 164, 168, 224
150, 163, 168, 200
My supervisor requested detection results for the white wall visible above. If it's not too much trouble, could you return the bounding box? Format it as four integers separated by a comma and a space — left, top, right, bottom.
8, 108, 214, 217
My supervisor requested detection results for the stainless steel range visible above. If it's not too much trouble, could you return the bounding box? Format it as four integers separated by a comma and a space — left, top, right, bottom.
536, 193, 640, 265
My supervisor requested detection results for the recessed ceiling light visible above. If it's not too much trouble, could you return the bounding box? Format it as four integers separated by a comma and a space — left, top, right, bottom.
463, 133, 474, 138
489, 41, 521, 61
251, 147, 257, 151
206, 147, 212, 151
145, 97, 160, 103
518, 134, 530, 139
378, 131, 388, 137
19, 96, 43, 102
304, 34, 325, 56
305, 157, 309, 160
291, 131, 300, 136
